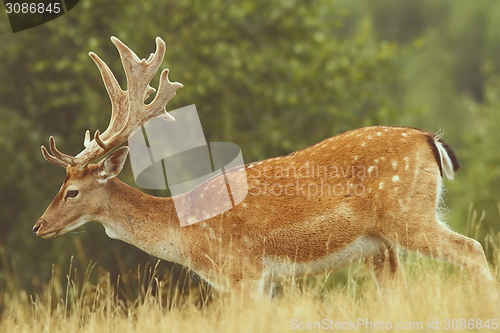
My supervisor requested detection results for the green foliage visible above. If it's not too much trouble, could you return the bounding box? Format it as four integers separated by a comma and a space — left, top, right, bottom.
449, 74, 500, 240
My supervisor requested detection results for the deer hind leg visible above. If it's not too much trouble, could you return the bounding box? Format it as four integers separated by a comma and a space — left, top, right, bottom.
365, 236, 406, 291
388, 220, 496, 292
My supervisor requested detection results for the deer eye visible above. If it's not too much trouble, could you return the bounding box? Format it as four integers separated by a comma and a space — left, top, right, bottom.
66, 190, 79, 198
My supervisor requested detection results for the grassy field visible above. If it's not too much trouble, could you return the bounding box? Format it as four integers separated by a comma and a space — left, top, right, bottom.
1, 231, 499, 333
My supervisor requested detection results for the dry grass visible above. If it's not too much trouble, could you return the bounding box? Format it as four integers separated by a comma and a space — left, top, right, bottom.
2, 227, 499, 333
1, 258, 499, 332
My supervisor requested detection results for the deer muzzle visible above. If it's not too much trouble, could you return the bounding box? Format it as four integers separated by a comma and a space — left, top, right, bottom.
33, 219, 57, 238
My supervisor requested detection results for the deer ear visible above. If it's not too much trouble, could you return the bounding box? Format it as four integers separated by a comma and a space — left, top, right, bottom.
98, 146, 129, 180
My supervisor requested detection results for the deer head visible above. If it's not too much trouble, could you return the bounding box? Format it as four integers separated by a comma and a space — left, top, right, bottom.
33, 37, 182, 238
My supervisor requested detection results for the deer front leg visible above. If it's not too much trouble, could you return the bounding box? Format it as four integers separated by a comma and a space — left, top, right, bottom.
365, 237, 406, 292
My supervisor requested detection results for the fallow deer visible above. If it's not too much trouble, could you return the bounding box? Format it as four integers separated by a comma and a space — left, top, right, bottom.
34, 37, 497, 296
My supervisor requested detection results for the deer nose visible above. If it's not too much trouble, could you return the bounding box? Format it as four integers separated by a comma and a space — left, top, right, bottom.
33, 219, 44, 234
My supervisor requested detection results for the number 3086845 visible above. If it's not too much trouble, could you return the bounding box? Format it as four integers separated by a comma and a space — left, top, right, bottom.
5, 3, 61, 14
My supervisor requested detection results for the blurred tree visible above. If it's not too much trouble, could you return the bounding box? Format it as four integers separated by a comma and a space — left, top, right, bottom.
448, 73, 500, 245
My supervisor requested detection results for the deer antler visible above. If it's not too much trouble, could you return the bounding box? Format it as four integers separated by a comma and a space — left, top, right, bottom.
41, 36, 183, 168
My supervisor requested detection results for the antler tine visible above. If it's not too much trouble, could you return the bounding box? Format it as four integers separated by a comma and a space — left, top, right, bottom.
93, 130, 108, 150
41, 146, 67, 167
149, 69, 182, 120
74, 130, 112, 167
88, 51, 128, 142
88, 52, 124, 104
40, 136, 76, 167
83, 130, 91, 148
49, 136, 76, 165
111, 36, 164, 102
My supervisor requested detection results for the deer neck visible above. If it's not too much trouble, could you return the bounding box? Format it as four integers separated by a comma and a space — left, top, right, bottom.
97, 178, 189, 265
